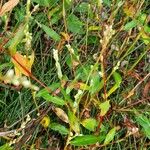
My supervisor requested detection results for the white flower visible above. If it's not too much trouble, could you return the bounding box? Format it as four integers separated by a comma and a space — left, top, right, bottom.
5, 69, 14, 79
100, 0, 103, 3
21, 122, 26, 129
26, 114, 31, 122
22, 80, 31, 88
12, 76, 20, 86
121, 60, 128, 67
66, 44, 75, 54
98, 71, 103, 77
53, 49, 63, 79
74, 90, 83, 100
31, 85, 39, 91
73, 101, 78, 108
114, 61, 120, 71
93, 53, 98, 60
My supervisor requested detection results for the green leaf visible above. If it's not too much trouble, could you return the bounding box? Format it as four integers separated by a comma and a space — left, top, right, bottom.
40, 94, 65, 106
113, 71, 122, 85
68, 109, 80, 133
14, 6, 26, 23
107, 72, 122, 98
64, 0, 73, 8
144, 25, 150, 33
141, 32, 150, 45
138, 13, 147, 25
65, 54, 73, 69
135, 114, 150, 139
0, 144, 13, 150
50, 123, 69, 135
67, 14, 84, 34
104, 127, 116, 145
103, 0, 111, 7
70, 135, 105, 146
8, 24, 26, 55
87, 36, 99, 45
32, 0, 58, 7
41, 24, 61, 41
0, 63, 12, 72
75, 2, 89, 13
75, 64, 91, 82
99, 100, 110, 116
90, 72, 101, 95
48, 6, 62, 25
36, 83, 60, 97
124, 20, 137, 31
36, 84, 65, 106
48, 6, 60, 17
81, 118, 97, 131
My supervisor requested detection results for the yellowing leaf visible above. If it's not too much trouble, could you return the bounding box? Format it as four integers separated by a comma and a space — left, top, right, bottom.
60, 32, 72, 42
99, 100, 110, 116
53, 107, 69, 123
141, 32, 150, 45
81, 118, 97, 131
123, 2, 136, 18
88, 26, 101, 31
104, 127, 116, 144
0, 0, 19, 17
79, 82, 89, 90
106, 72, 122, 98
40, 116, 50, 128
68, 109, 80, 133
11, 52, 34, 77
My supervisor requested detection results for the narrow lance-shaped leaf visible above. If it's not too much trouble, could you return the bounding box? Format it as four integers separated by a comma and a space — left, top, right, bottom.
107, 72, 122, 98
70, 135, 105, 146
141, 32, 150, 45
99, 100, 110, 116
37, 93, 65, 106
135, 114, 150, 139
75, 2, 89, 13
41, 24, 61, 41
50, 122, 69, 135
67, 14, 84, 34
36, 82, 60, 97
90, 72, 101, 94
8, 24, 26, 55
0, 144, 13, 150
124, 20, 137, 31
104, 127, 116, 145
81, 118, 97, 131
68, 109, 80, 133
